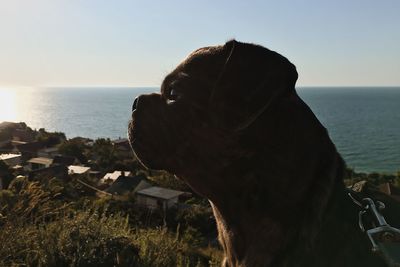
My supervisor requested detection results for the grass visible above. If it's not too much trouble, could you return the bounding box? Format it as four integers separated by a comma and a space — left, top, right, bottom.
0, 176, 222, 267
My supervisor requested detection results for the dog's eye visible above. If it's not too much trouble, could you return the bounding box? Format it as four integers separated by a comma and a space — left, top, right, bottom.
167, 88, 181, 104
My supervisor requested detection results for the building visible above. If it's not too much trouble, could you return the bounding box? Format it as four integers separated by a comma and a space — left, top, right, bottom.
68, 165, 91, 176
13, 141, 46, 161
100, 170, 132, 185
112, 138, 133, 157
135, 186, 185, 211
38, 147, 60, 158
27, 157, 53, 170
105, 174, 151, 196
0, 153, 22, 166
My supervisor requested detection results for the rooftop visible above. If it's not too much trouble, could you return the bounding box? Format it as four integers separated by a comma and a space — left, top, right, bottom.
27, 157, 53, 165
68, 165, 90, 175
0, 153, 21, 160
102, 171, 132, 182
105, 175, 149, 195
136, 186, 185, 200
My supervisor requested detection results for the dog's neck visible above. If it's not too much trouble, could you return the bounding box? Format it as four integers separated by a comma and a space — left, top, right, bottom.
205, 154, 346, 267
210, 199, 289, 267
210, 183, 351, 267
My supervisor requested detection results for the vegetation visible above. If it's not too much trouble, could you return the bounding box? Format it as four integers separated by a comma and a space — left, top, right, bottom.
90, 138, 118, 172
58, 138, 88, 164
36, 128, 67, 147
344, 167, 400, 186
0, 161, 14, 189
148, 170, 191, 192
0, 122, 32, 141
0, 175, 221, 267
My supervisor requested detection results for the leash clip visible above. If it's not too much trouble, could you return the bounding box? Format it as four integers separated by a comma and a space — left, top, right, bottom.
359, 198, 400, 267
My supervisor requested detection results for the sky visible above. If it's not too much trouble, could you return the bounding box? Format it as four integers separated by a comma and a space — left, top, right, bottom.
0, 0, 399, 88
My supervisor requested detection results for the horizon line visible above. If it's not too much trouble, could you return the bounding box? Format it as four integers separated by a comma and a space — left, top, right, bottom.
1, 85, 400, 90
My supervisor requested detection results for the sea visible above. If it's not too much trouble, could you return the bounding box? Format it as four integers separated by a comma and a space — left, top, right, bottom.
0, 86, 399, 174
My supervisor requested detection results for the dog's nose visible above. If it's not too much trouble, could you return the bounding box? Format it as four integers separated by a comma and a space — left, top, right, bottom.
132, 96, 139, 112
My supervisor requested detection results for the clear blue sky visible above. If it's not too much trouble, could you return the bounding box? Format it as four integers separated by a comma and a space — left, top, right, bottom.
0, 0, 399, 87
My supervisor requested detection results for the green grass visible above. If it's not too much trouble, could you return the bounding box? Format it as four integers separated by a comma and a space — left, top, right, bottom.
0, 177, 221, 267
0, 209, 221, 267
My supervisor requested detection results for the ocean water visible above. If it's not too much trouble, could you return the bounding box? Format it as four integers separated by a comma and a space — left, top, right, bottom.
1, 87, 157, 139
298, 87, 400, 174
1, 87, 399, 174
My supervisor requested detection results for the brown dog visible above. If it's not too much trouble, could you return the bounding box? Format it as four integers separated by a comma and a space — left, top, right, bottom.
128, 40, 387, 266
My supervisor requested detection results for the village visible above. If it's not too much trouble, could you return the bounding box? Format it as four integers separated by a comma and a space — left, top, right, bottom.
0, 121, 193, 214
1, 121, 400, 215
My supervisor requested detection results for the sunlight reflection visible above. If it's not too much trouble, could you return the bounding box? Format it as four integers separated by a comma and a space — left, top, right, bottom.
0, 87, 17, 122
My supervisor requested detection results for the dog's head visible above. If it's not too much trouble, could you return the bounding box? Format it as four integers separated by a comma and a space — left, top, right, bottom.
128, 40, 328, 199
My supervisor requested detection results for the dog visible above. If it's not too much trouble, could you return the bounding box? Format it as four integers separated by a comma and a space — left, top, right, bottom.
128, 40, 390, 266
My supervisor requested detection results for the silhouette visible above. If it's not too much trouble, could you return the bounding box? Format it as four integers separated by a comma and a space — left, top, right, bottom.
128, 40, 392, 266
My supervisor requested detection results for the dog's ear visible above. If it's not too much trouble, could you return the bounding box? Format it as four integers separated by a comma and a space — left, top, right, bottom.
208, 40, 298, 131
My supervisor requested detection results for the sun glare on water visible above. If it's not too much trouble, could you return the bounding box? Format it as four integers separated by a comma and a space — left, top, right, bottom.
0, 87, 17, 122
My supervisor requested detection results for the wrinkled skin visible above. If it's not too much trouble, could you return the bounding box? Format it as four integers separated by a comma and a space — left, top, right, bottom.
128, 40, 387, 266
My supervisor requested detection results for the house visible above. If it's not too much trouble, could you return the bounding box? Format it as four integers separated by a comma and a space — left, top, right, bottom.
13, 141, 46, 161
135, 186, 185, 211
100, 170, 132, 185
38, 147, 60, 158
112, 138, 132, 157
112, 138, 130, 149
105, 174, 151, 196
0, 153, 22, 167
68, 165, 91, 176
27, 157, 53, 170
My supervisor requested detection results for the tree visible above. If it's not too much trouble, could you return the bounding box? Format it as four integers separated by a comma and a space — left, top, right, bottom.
36, 128, 66, 146
90, 138, 117, 171
58, 140, 87, 164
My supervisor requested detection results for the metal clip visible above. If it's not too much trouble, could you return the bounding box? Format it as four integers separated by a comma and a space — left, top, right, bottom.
358, 198, 400, 266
